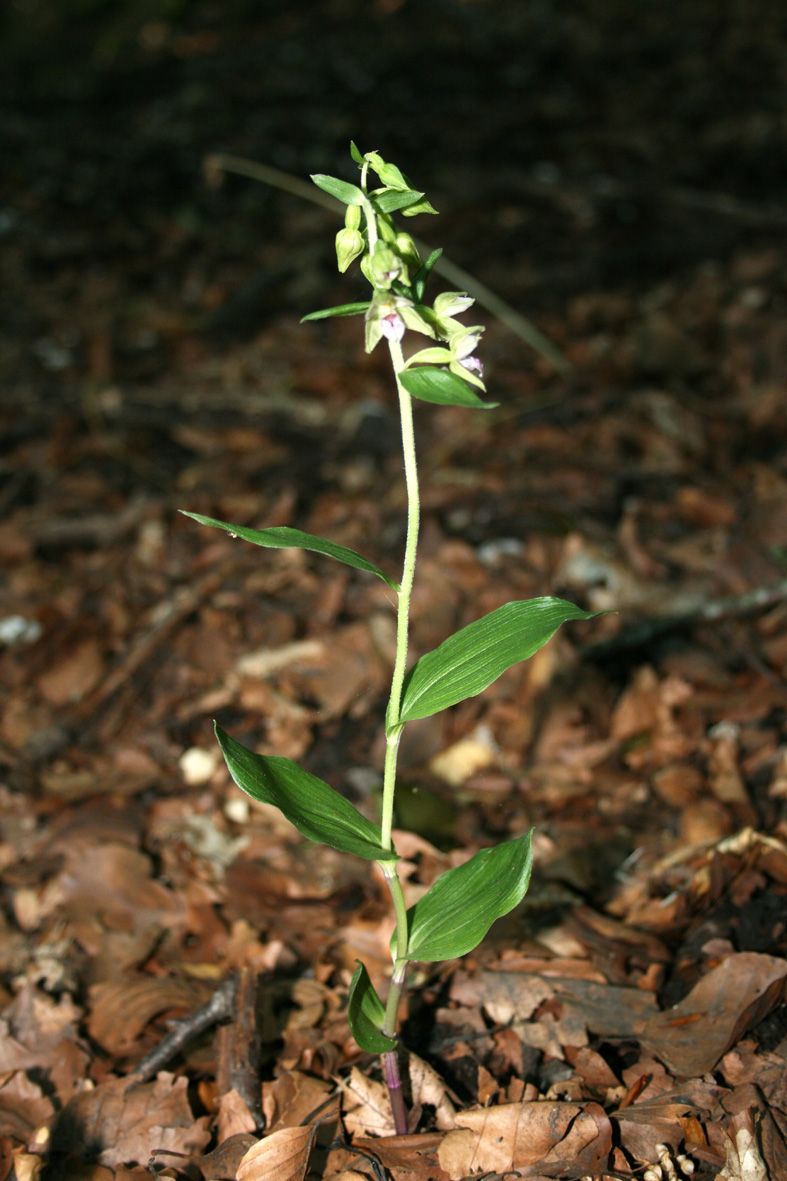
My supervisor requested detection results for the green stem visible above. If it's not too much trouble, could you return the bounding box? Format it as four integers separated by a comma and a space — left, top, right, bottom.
380, 336, 419, 852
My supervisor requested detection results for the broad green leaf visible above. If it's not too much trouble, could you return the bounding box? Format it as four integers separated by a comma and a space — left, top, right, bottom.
216, 726, 398, 862
301, 301, 370, 321
348, 961, 397, 1054
350, 141, 365, 165
181, 513, 399, 590
310, 174, 365, 206
372, 188, 427, 215
398, 598, 597, 724
412, 248, 442, 301
406, 830, 533, 961
399, 366, 498, 409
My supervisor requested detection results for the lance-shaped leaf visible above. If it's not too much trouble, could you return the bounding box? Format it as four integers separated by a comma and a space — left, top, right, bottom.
310, 174, 365, 206
406, 830, 533, 962
181, 513, 399, 590
412, 248, 442, 302
301, 301, 370, 321
399, 366, 498, 409
398, 598, 597, 725
216, 726, 398, 862
347, 961, 397, 1054
371, 188, 426, 214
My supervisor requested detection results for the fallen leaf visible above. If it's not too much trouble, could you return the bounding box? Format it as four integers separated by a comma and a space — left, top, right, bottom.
439, 1100, 612, 1179
642, 952, 787, 1075
55, 1071, 210, 1167
236, 1125, 316, 1181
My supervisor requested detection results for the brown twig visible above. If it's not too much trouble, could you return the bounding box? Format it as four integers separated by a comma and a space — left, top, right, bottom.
130, 974, 238, 1083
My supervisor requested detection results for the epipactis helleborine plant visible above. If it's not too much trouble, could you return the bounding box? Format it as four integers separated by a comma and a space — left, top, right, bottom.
183, 145, 596, 1135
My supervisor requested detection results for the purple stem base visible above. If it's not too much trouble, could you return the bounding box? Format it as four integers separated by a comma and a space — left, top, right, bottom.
382, 1048, 408, 1136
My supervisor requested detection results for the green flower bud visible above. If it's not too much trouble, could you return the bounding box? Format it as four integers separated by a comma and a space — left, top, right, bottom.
369, 242, 402, 288
434, 291, 474, 318
360, 252, 375, 286
335, 227, 365, 273
344, 204, 362, 231
394, 232, 421, 273
377, 214, 397, 245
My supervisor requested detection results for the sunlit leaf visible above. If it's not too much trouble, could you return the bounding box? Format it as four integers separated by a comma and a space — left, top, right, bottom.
216, 726, 398, 862
350, 141, 365, 165
348, 961, 397, 1053
406, 830, 533, 961
181, 513, 398, 589
371, 188, 427, 214
399, 366, 498, 409
301, 301, 370, 321
398, 598, 598, 724
310, 174, 365, 205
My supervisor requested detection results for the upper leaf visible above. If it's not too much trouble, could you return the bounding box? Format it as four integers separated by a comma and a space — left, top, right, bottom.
406, 830, 533, 961
350, 141, 365, 165
399, 366, 499, 409
398, 598, 598, 725
347, 961, 397, 1054
310, 174, 365, 206
216, 726, 398, 862
371, 189, 427, 215
412, 248, 442, 302
301, 301, 370, 321
181, 513, 399, 590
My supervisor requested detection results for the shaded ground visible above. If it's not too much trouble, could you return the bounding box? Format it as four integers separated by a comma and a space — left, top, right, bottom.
2, 1, 787, 1178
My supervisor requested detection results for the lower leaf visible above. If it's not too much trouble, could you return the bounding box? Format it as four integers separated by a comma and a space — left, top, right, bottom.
348, 961, 397, 1054
216, 726, 398, 862
405, 830, 533, 962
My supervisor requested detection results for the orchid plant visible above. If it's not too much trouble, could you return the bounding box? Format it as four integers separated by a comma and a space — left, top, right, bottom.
184, 146, 595, 1134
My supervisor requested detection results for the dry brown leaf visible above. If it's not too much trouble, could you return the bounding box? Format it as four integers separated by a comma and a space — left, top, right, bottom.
260, 1070, 333, 1133
57, 1071, 210, 1167
408, 1054, 457, 1131
341, 1066, 395, 1138
642, 951, 787, 1075
235, 1125, 315, 1181
717, 1109, 768, 1181
216, 1088, 257, 1144
439, 1100, 612, 1179
87, 976, 210, 1054
36, 637, 105, 707
196, 1132, 258, 1180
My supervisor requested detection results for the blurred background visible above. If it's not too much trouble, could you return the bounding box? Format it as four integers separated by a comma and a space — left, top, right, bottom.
3, 0, 787, 409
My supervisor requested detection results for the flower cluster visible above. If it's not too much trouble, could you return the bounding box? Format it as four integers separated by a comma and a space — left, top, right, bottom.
317, 147, 487, 394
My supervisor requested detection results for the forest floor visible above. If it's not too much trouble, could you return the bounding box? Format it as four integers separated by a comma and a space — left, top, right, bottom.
2, 1, 787, 1178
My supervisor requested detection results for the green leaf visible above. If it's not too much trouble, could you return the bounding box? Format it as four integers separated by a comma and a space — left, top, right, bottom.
371, 189, 426, 214
180, 513, 399, 590
348, 961, 397, 1053
301, 301, 370, 321
401, 196, 438, 217
399, 598, 598, 724
412, 248, 442, 301
350, 141, 365, 165
404, 347, 453, 366
310, 174, 365, 206
399, 366, 499, 409
406, 830, 533, 961
216, 726, 398, 862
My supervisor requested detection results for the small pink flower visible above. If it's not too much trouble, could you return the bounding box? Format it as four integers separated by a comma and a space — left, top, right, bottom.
460, 354, 484, 377
380, 312, 406, 343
